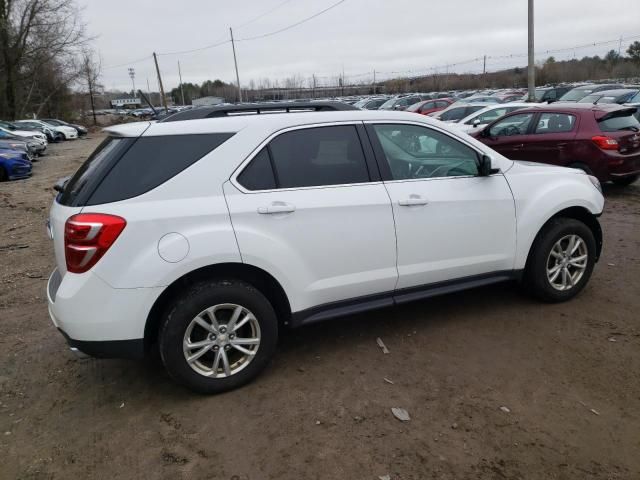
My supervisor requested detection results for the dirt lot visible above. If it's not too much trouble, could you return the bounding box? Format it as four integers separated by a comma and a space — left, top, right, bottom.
1, 134, 639, 480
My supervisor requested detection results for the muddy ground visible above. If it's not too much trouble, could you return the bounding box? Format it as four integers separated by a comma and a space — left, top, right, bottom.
1, 134, 639, 480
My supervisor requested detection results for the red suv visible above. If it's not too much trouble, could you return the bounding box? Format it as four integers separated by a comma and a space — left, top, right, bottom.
407, 98, 454, 116
472, 104, 640, 186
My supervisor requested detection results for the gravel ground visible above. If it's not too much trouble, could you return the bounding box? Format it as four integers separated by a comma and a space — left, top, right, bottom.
1, 134, 639, 479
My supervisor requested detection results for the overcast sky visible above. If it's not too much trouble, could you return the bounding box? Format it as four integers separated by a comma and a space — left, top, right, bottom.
80, 0, 640, 92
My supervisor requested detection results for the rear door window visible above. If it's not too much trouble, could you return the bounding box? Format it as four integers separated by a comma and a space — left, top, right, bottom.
237, 147, 277, 191
267, 125, 370, 188
534, 113, 576, 133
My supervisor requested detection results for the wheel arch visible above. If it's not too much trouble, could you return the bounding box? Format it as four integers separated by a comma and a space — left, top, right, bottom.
524, 206, 603, 273
144, 262, 292, 353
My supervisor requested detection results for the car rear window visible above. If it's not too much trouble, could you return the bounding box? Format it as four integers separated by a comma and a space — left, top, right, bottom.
58, 133, 234, 206
597, 112, 640, 132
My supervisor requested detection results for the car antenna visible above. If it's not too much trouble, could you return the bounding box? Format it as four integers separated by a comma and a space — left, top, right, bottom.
138, 89, 157, 116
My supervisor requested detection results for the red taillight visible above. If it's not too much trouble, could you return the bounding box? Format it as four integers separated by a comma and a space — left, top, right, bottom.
64, 213, 126, 273
592, 135, 619, 151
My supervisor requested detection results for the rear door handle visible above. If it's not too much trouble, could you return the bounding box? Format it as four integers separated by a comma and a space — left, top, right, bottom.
513, 144, 524, 149
398, 195, 428, 207
257, 201, 296, 214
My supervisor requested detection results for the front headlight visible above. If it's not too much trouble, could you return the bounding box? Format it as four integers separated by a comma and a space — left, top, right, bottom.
588, 175, 602, 194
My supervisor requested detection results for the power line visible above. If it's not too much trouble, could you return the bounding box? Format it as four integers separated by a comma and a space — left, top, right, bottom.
103, 55, 151, 70
157, 38, 230, 57
236, 0, 347, 41
234, 0, 295, 29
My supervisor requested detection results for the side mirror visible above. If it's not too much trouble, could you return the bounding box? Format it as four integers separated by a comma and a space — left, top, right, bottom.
479, 154, 498, 176
473, 118, 481, 126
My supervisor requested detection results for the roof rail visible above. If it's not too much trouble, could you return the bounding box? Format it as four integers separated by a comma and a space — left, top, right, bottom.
159, 101, 356, 122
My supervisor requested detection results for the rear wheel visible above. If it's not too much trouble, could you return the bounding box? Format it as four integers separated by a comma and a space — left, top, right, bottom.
159, 279, 278, 394
524, 218, 596, 302
611, 175, 638, 187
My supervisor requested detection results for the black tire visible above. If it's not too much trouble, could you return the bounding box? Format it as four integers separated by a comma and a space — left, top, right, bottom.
0, 166, 6, 182
523, 218, 596, 303
57, 133, 66, 141
159, 279, 278, 394
567, 162, 594, 176
611, 175, 638, 187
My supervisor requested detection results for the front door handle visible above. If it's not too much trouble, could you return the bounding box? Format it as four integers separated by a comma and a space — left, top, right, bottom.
512, 143, 524, 149
398, 195, 428, 207
257, 201, 296, 214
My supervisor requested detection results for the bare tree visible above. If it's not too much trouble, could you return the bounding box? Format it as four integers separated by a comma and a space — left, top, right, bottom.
0, 0, 88, 119
78, 48, 101, 125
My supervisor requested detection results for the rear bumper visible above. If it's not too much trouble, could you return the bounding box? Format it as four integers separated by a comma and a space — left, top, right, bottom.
57, 328, 144, 359
47, 268, 162, 359
606, 152, 640, 179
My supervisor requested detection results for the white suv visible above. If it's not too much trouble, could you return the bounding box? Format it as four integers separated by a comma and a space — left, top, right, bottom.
47, 104, 605, 393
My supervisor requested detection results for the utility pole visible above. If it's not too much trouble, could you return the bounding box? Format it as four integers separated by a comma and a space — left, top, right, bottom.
178, 60, 186, 105
373, 70, 376, 95
618, 36, 623, 56
483, 55, 487, 87
527, 0, 535, 102
153, 52, 168, 111
230, 27, 242, 103
312, 74, 316, 98
146, 78, 152, 106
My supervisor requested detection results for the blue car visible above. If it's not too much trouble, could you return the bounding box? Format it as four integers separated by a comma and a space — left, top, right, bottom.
0, 148, 32, 181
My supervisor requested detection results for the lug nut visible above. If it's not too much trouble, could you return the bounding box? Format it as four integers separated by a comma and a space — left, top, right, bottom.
224, 345, 231, 351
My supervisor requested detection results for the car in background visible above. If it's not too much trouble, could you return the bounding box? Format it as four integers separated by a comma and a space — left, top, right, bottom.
577, 88, 640, 105
406, 98, 454, 116
557, 84, 623, 102
0, 130, 45, 157
12, 120, 60, 142
0, 148, 32, 181
0, 121, 48, 144
527, 86, 574, 103
379, 95, 424, 111
0, 136, 34, 160
453, 103, 538, 134
353, 97, 388, 110
472, 103, 640, 186
431, 103, 488, 123
461, 96, 502, 104
16, 119, 78, 140
41, 119, 88, 136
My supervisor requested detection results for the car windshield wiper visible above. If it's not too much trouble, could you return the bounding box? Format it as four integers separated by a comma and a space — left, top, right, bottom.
618, 126, 639, 132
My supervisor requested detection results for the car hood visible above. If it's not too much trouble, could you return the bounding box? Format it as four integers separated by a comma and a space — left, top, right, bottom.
508, 159, 585, 175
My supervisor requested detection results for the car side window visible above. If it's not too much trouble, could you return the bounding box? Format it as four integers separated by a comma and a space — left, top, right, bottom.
419, 102, 435, 112
489, 113, 535, 137
237, 147, 277, 191
534, 113, 576, 134
435, 101, 449, 108
439, 107, 466, 121
372, 124, 479, 180
266, 125, 370, 189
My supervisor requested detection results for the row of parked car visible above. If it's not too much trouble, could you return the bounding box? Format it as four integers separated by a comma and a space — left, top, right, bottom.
0, 118, 88, 182
341, 83, 640, 187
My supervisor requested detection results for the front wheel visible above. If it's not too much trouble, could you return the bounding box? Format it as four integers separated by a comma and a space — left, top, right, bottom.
159, 279, 278, 394
611, 175, 638, 187
523, 218, 596, 302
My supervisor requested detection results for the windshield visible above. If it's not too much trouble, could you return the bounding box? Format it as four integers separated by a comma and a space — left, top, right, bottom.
560, 88, 592, 101
379, 99, 396, 109
578, 94, 600, 104
630, 92, 640, 103
598, 113, 640, 132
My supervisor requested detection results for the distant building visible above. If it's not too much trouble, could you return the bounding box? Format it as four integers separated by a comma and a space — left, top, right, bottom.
192, 96, 225, 107
111, 97, 142, 108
